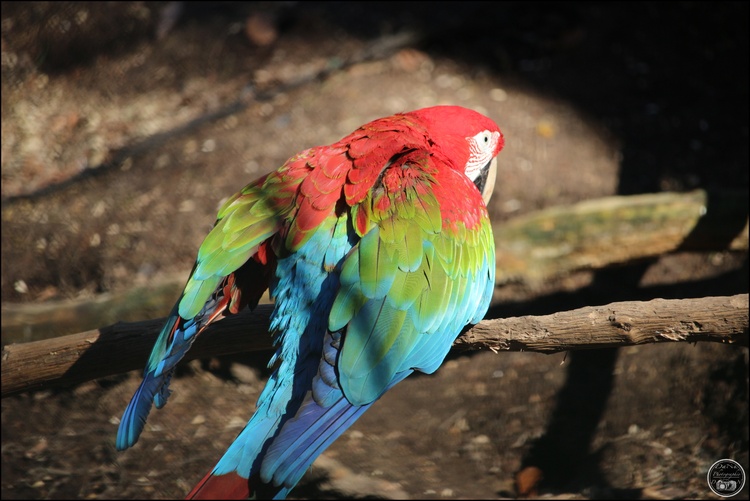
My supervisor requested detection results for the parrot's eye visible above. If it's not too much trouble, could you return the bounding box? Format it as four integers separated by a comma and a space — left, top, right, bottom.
464, 129, 499, 183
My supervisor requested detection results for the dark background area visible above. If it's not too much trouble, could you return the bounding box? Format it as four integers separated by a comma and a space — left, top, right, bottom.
2, 2, 747, 499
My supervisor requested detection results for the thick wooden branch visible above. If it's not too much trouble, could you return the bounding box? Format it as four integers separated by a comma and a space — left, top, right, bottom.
2, 294, 747, 398
452, 294, 748, 352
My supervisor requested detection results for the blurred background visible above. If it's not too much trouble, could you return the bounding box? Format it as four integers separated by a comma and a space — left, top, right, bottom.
1, 2, 747, 499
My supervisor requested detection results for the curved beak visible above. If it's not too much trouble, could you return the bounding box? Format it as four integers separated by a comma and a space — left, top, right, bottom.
474, 157, 498, 206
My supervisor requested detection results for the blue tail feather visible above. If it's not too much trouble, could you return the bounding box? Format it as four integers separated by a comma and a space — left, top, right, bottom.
260, 393, 370, 488
260, 369, 412, 489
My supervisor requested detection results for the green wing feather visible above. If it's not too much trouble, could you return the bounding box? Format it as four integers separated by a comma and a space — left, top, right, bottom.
330, 152, 495, 405
178, 168, 302, 319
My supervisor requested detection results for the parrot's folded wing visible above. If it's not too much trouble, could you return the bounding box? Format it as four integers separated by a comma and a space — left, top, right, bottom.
117, 171, 301, 451
330, 150, 496, 406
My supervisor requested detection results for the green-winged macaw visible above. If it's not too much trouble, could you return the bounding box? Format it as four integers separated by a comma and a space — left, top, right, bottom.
116, 105, 504, 499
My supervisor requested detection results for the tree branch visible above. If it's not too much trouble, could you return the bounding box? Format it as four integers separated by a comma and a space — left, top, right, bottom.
2, 294, 747, 398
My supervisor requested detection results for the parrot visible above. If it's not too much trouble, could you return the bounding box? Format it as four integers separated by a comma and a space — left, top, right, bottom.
116, 105, 504, 499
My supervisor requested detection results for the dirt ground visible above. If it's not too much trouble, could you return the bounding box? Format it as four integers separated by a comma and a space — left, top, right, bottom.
1, 2, 748, 499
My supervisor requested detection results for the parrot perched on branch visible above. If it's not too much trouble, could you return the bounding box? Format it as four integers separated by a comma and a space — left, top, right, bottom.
116, 105, 504, 499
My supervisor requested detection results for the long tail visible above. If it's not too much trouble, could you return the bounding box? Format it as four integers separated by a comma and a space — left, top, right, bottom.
187, 370, 412, 500
186, 395, 372, 499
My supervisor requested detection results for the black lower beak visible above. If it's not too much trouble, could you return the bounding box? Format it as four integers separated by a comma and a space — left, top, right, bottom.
473, 160, 491, 194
